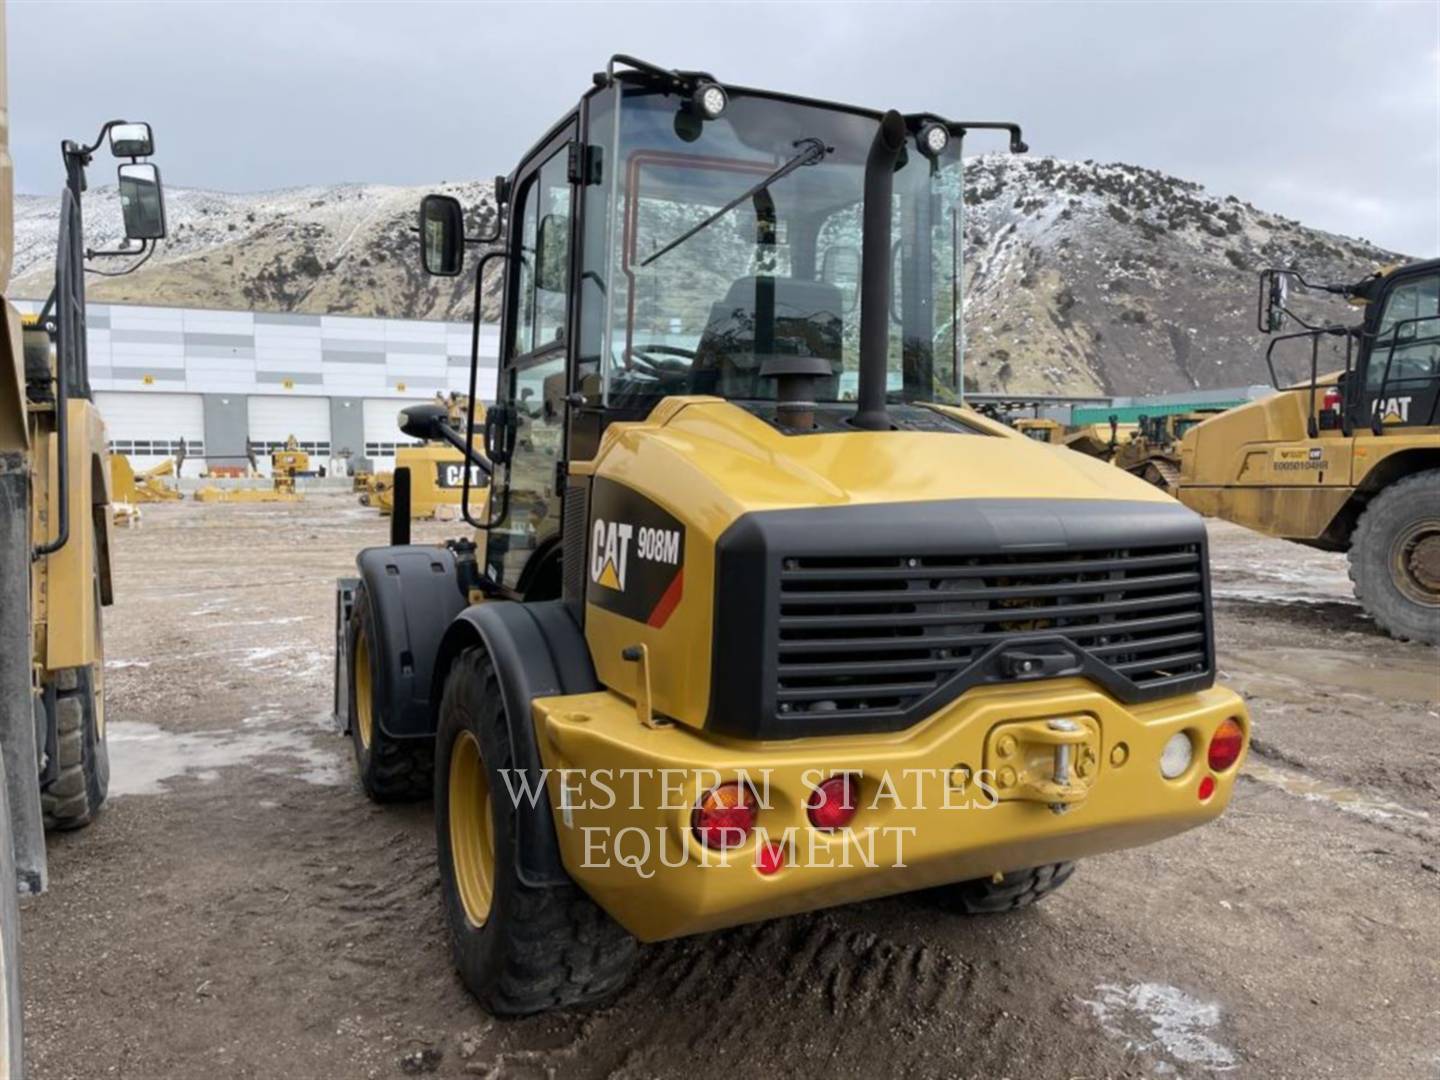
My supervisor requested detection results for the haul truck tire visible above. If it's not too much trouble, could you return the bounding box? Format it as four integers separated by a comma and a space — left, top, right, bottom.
347, 583, 433, 802
435, 646, 636, 1017
1348, 469, 1440, 646
41, 557, 109, 831
0, 763, 27, 1080
939, 862, 1076, 914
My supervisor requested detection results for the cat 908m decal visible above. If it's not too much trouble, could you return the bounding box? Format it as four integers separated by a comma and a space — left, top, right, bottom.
587, 477, 685, 627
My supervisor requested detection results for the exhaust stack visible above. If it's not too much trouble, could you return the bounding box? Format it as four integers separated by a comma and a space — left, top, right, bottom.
852, 109, 907, 432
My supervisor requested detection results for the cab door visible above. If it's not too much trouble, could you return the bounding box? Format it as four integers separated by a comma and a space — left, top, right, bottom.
484, 125, 577, 593
1357, 270, 1440, 433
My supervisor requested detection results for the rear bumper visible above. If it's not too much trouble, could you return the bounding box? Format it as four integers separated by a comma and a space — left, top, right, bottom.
531, 677, 1249, 942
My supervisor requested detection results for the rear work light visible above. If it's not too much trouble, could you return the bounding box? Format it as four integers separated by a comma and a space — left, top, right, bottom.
1208, 718, 1245, 772
807, 774, 859, 831
692, 782, 757, 850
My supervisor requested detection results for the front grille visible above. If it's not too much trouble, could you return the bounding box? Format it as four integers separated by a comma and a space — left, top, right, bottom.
774, 543, 1210, 720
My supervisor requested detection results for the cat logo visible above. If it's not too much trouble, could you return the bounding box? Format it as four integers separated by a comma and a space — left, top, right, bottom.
1372, 396, 1412, 424
586, 480, 686, 627
591, 520, 633, 591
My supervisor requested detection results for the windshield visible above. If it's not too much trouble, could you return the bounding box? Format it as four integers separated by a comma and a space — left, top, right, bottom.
580, 84, 965, 410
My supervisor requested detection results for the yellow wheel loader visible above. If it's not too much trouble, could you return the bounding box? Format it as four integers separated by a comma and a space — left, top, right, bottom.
334, 56, 1250, 1017
1177, 263, 1440, 643
0, 10, 168, 1066
369, 395, 491, 520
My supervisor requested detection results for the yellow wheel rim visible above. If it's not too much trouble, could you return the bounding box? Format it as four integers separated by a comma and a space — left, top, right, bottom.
449, 730, 496, 927
353, 633, 374, 750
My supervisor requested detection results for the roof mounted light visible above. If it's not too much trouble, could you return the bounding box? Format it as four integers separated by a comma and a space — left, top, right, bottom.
692, 80, 728, 120
917, 121, 950, 158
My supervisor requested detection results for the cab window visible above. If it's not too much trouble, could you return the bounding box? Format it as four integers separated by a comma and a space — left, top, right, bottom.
1368, 273, 1439, 391
510, 147, 572, 360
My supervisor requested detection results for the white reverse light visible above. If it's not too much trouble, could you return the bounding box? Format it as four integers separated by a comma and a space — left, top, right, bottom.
1159, 731, 1194, 779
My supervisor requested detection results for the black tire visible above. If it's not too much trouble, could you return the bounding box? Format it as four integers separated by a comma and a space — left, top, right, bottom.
347, 583, 433, 802
1348, 469, 1440, 645
41, 559, 109, 831
435, 646, 636, 1017
0, 764, 27, 1079
937, 862, 1076, 914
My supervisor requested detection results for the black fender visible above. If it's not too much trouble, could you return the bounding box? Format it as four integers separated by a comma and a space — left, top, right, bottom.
432, 599, 598, 888
354, 545, 467, 740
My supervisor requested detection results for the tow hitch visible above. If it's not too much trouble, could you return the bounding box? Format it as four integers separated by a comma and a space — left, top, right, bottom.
984, 716, 1100, 813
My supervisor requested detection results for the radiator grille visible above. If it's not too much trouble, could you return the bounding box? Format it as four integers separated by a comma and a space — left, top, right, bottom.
775, 544, 1210, 718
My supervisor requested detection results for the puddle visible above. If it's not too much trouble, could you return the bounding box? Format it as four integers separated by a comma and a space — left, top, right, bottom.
1244, 760, 1431, 825
1081, 981, 1237, 1071
1226, 648, 1440, 705
107, 710, 346, 795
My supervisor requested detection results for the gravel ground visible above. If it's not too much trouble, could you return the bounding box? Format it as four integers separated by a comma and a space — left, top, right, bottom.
18, 495, 1440, 1080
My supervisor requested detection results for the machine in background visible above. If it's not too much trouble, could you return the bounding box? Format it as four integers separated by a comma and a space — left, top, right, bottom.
1177, 261, 1440, 643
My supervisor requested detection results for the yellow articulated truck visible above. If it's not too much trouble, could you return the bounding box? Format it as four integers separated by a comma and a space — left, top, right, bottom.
334, 55, 1250, 1017
1, 8, 168, 1067
1178, 262, 1439, 643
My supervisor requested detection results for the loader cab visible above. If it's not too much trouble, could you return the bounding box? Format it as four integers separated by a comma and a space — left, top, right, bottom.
423, 62, 1009, 593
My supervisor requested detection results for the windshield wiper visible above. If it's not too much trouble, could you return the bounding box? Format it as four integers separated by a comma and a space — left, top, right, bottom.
641, 137, 831, 267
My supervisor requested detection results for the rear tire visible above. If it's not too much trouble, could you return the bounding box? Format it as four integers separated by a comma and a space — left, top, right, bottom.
347, 583, 433, 801
937, 862, 1076, 914
0, 763, 27, 1079
435, 646, 636, 1017
1349, 469, 1440, 645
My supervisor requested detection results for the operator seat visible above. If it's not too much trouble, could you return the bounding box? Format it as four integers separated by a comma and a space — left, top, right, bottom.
693, 276, 844, 400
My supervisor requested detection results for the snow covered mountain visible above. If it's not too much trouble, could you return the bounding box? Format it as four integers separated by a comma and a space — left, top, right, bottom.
10, 157, 1406, 395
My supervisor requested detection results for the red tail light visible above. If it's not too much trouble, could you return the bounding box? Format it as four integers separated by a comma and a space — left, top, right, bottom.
1198, 775, 1216, 801
755, 841, 787, 876
692, 782, 757, 850
1322, 386, 1342, 411
807, 774, 858, 831
1208, 718, 1245, 771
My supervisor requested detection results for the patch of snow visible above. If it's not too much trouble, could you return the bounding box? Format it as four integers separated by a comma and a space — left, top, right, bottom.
1082, 981, 1237, 1071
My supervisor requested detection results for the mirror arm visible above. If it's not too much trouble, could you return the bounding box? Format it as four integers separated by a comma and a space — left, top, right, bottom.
84, 240, 156, 278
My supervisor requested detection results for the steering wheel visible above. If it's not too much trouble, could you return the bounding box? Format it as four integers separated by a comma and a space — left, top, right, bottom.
628, 344, 698, 381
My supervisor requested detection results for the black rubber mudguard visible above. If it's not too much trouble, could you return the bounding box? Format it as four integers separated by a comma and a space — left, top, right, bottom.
434, 600, 598, 888
354, 545, 468, 740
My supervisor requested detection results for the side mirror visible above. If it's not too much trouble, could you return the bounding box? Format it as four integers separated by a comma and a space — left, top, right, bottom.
419, 194, 465, 277
109, 122, 154, 158
536, 213, 569, 293
1258, 269, 1290, 333
117, 163, 166, 240
398, 402, 452, 442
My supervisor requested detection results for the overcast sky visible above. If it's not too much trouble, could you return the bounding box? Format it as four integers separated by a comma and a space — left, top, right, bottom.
9, 1, 1438, 255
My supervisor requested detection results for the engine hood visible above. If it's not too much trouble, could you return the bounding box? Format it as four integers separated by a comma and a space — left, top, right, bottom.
590, 397, 1173, 526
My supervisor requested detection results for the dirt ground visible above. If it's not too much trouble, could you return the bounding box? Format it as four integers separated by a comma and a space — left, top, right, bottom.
18, 494, 1440, 1080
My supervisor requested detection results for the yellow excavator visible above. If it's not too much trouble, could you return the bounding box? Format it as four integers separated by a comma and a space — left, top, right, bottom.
1178, 262, 1439, 643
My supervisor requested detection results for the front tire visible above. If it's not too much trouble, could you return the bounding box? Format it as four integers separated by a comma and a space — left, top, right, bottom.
347, 583, 433, 801
1349, 469, 1440, 645
435, 646, 636, 1017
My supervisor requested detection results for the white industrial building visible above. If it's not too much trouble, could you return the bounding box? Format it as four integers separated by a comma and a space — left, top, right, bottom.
14, 299, 500, 475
